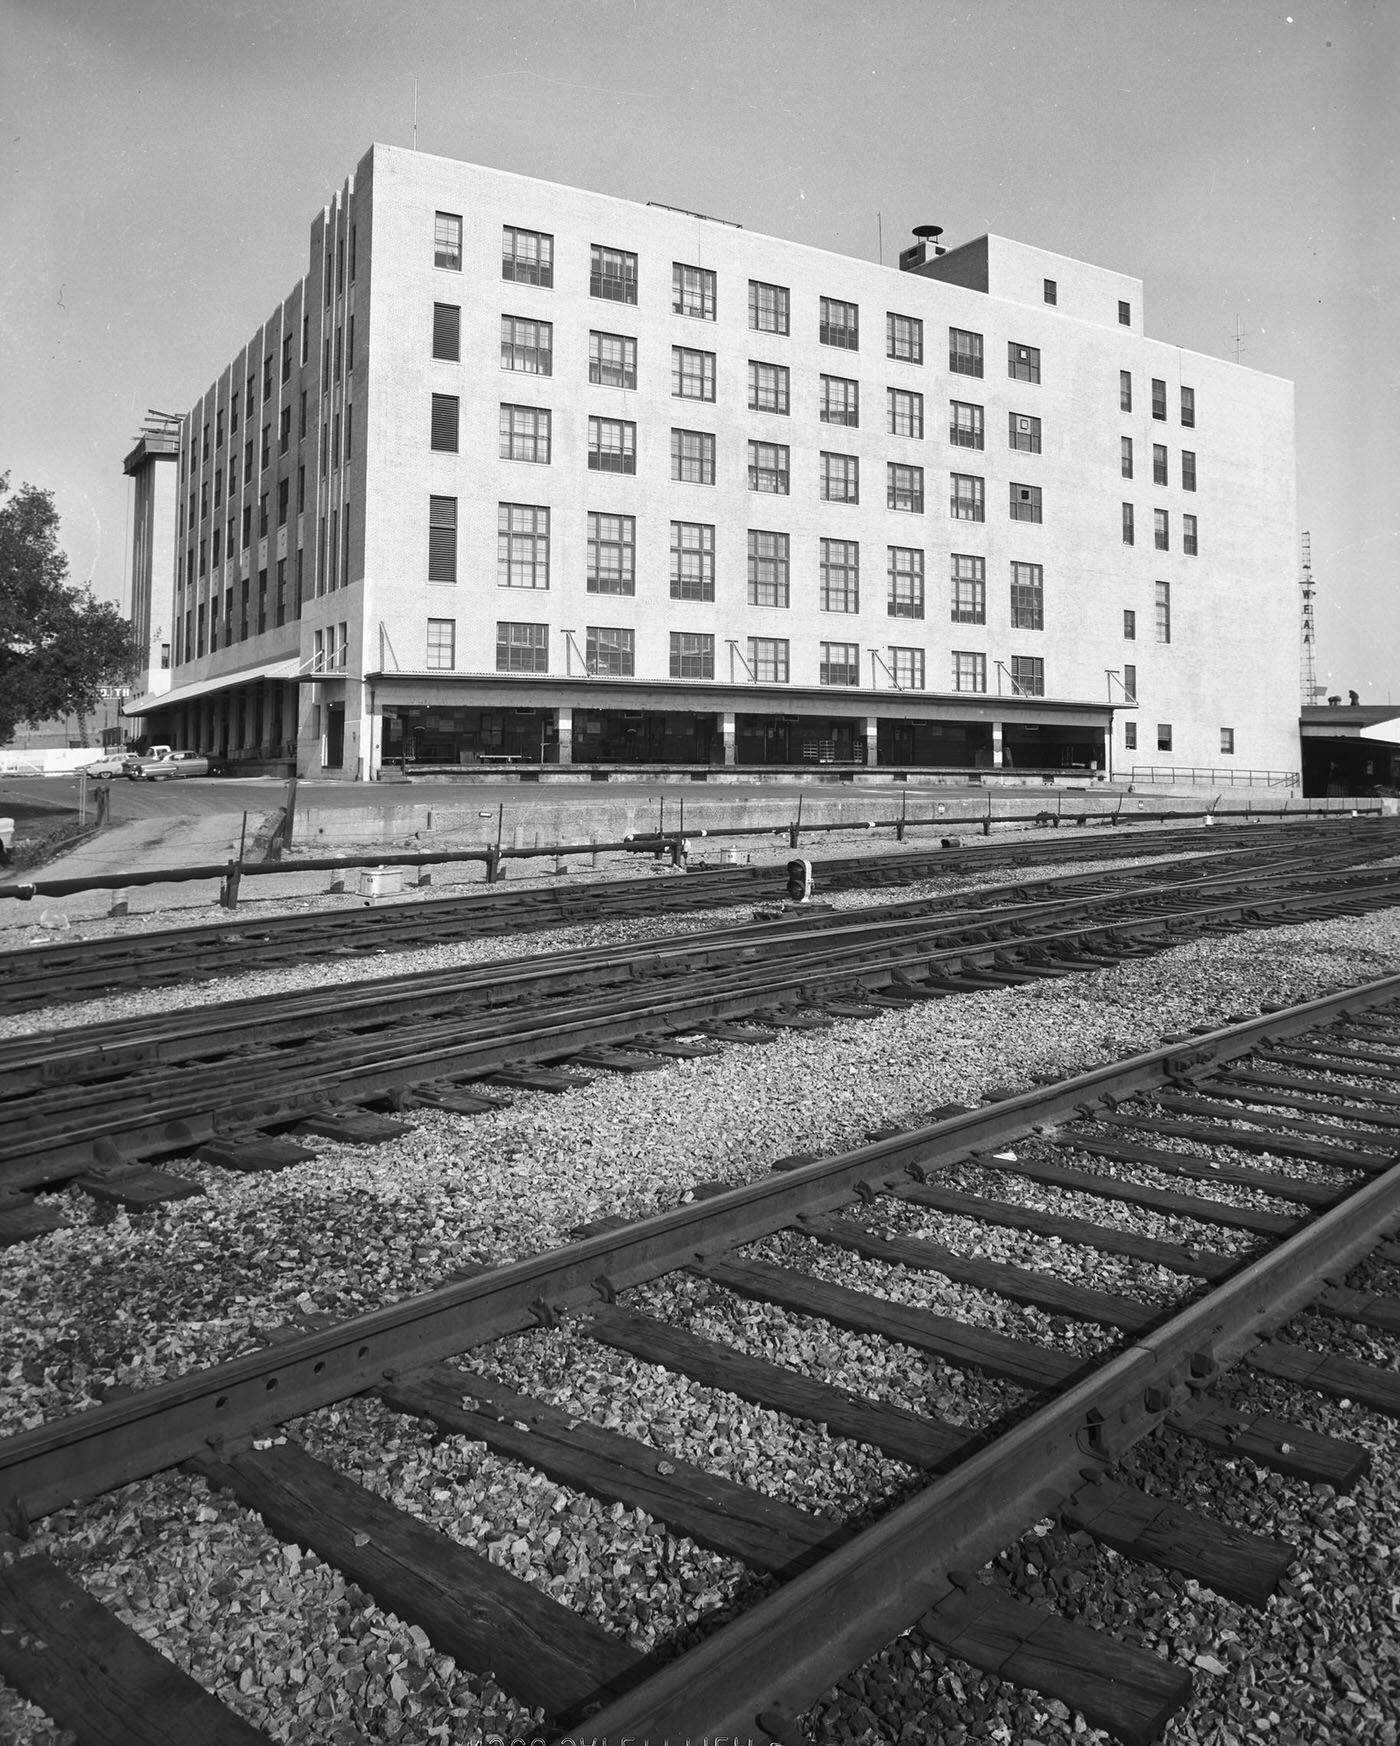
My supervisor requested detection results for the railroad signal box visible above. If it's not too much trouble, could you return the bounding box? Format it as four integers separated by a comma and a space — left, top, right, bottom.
786, 858, 813, 903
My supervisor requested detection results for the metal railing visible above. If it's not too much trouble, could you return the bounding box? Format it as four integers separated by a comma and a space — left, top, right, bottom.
1129, 764, 1300, 788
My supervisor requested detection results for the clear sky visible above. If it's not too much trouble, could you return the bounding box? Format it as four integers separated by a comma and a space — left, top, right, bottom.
3, 0, 1396, 700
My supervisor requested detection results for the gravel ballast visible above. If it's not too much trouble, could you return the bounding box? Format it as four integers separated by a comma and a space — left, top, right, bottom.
3, 887, 1400, 1744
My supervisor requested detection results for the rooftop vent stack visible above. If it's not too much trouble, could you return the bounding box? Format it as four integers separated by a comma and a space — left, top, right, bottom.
899, 224, 946, 272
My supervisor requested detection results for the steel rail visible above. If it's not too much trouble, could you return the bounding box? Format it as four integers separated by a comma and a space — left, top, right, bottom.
2, 839, 1393, 1093
2, 872, 1396, 1186
575, 1136, 1400, 1742
2, 871, 1396, 1184
4, 970, 1399, 1529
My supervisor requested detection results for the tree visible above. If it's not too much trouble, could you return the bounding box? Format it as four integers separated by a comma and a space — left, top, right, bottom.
0, 473, 143, 745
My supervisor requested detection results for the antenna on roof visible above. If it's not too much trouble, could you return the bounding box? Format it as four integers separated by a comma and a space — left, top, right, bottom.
413, 80, 418, 152
1231, 315, 1247, 363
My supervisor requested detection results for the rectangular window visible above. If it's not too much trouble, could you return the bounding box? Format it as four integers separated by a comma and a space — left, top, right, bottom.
1010, 483, 1043, 523
951, 553, 985, 624
748, 360, 790, 414
670, 631, 714, 680
671, 428, 715, 484
242, 504, 252, 548
497, 502, 550, 589
821, 451, 859, 504
951, 473, 985, 521
888, 387, 923, 438
747, 636, 789, 683
748, 280, 790, 334
952, 651, 987, 693
502, 226, 553, 287
1155, 580, 1171, 643
216, 407, 225, 448
588, 416, 636, 473
1009, 412, 1042, 453
1124, 720, 1138, 750
1120, 370, 1133, 412
434, 212, 463, 270
297, 465, 305, 513
1122, 502, 1135, 545
586, 626, 634, 677
949, 328, 984, 376
230, 389, 239, 435
1152, 443, 1168, 486
747, 529, 790, 606
426, 618, 456, 670
263, 357, 272, 400
212, 525, 222, 568
591, 244, 638, 303
890, 647, 925, 689
431, 393, 460, 453
1123, 608, 1136, 640
1154, 508, 1169, 551
281, 332, 292, 384
1181, 450, 1196, 491
499, 404, 552, 463
501, 315, 553, 375
1180, 386, 1195, 427
589, 330, 637, 390
740, 440, 790, 499
949, 400, 984, 449
672, 346, 716, 400
276, 477, 289, 528
496, 621, 548, 673
433, 304, 461, 361
299, 390, 307, 440
887, 547, 924, 618
257, 567, 268, 633
1152, 377, 1167, 420
819, 297, 859, 350
587, 511, 636, 594
1220, 727, 1235, 755
670, 521, 715, 601
1157, 723, 1173, 751
1123, 663, 1137, 700
1011, 655, 1045, 696
820, 374, 859, 427
819, 538, 859, 612
1121, 436, 1133, 479
886, 312, 923, 362
1044, 280, 1058, 305
1118, 300, 1131, 326
1183, 513, 1198, 556
1008, 343, 1041, 383
820, 641, 859, 686
261, 424, 271, 472
258, 492, 268, 537
887, 463, 924, 513
1010, 561, 1044, 630
672, 262, 716, 319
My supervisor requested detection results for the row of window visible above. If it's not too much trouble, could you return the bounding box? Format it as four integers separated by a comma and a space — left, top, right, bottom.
1121, 438, 1197, 488
445, 387, 1043, 457
438, 215, 1039, 371
1121, 372, 1196, 426
1122, 723, 1233, 755
1122, 504, 1199, 554
438, 616, 1047, 696
179, 557, 304, 660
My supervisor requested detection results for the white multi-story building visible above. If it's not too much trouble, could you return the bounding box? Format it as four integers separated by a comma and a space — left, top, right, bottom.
126, 144, 1299, 782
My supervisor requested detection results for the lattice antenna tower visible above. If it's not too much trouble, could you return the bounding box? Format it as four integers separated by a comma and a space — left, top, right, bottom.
1300, 530, 1322, 705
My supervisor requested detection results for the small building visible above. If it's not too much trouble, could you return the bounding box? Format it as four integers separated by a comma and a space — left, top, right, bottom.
1300, 703, 1400, 796
125, 144, 1300, 783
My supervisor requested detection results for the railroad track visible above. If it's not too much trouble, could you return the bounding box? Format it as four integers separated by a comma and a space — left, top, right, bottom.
4, 834, 1400, 1244
3, 815, 1392, 1014
3, 980, 1400, 1742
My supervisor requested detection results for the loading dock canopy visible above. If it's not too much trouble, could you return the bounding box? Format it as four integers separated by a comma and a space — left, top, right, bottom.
124, 656, 302, 718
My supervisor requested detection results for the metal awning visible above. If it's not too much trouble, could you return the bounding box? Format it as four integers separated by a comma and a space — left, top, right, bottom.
123, 656, 302, 718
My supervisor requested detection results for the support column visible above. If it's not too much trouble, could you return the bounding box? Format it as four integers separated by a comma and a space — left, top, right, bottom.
991, 721, 1004, 768
863, 716, 878, 768
556, 705, 573, 765
721, 710, 736, 766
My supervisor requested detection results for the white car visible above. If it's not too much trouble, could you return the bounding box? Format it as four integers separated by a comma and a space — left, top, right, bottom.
82, 752, 136, 779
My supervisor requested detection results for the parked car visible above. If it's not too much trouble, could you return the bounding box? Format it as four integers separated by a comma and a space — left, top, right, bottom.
127, 750, 220, 781
81, 752, 137, 779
